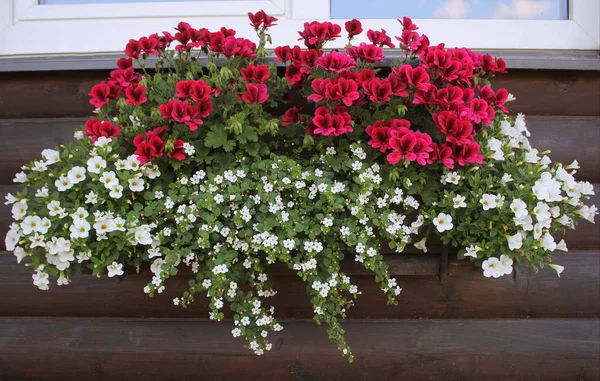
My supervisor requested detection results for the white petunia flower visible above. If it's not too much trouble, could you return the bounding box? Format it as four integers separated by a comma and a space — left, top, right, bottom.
67, 166, 86, 184
499, 254, 513, 275
35, 187, 49, 198
94, 136, 113, 151
464, 245, 481, 258
14, 247, 27, 263
107, 262, 124, 277
500, 173, 513, 185
69, 219, 91, 239
87, 156, 107, 174
548, 264, 564, 277
433, 213, 453, 232
109, 184, 123, 199
540, 232, 557, 252
32, 270, 50, 290
55, 175, 73, 192
11, 200, 28, 220
507, 231, 523, 251
20, 215, 42, 235
99, 171, 118, 189
556, 239, 568, 252
4, 192, 17, 205
576, 205, 598, 223
482, 257, 503, 278
480, 194, 498, 211
414, 237, 427, 252
133, 225, 153, 245
128, 177, 145, 192
510, 199, 528, 218
13, 172, 27, 183
41, 149, 60, 164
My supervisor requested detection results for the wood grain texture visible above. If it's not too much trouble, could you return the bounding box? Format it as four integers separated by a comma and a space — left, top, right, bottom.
0, 70, 598, 119
0, 317, 598, 381
0, 115, 598, 186
0, 252, 597, 319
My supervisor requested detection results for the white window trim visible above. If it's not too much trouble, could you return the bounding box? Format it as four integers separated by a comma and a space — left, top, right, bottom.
0, 0, 598, 57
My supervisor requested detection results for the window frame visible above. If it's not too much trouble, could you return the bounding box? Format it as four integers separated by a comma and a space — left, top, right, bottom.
0, 0, 598, 57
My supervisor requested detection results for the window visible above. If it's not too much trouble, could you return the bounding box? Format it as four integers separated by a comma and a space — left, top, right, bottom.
0, 0, 598, 56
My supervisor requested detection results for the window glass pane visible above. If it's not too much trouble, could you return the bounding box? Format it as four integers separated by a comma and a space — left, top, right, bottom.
331, 0, 569, 20
41, 0, 212, 4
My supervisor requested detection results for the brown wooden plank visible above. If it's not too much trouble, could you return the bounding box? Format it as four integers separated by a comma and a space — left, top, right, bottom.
0, 70, 598, 119
0, 317, 598, 381
0, 252, 597, 319
0, 115, 598, 186
0, 118, 80, 185
491, 69, 600, 116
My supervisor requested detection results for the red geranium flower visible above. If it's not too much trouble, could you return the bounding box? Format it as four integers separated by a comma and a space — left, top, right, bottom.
433, 111, 474, 145
307, 78, 331, 103
317, 51, 357, 73
190, 80, 212, 103
133, 127, 167, 164
387, 130, 433, 166
248, 10, 278, 29
311, 106, 353, 136
240, 64, 270, 83
167, 140, 186, 161
345, 19, 363, 38
84, 119, 121, 142
125, 86, 147, 106
362, 78, 393, 103
285, 64, 304, 86
366, 29, 395, 48
175, 80, 195, 99
241, 83, 269, 104
452, 141, 484, 166
124, 39, 142, 59
325, 77, 360, 107
158, 100, 203, 131
282, 107, 304, 126
88, 82, 111, 108
346, 43, 384, 63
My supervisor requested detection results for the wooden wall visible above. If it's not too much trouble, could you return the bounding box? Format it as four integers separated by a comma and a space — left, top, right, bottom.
0, 68, 599, 381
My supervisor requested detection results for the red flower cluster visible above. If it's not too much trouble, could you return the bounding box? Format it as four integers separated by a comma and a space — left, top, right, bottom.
276, 16, 508, 168
88, 58, 146, 108
160, 79, 214, 130
133, 127, 167, 164
83, 119, 121, 142
248, 10, 278, 29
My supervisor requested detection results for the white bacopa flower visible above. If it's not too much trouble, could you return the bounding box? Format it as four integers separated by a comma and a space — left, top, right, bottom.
506, 93, 516, 102
507, 231, 523, 251
67, 166, 86, 184
452, 194, 467, 208
69, 219, 91, 239
128, 177, 145, 192
41, 149, 60, 164
414, 237, 427, 252
87, 156, 107, 174
322, 217, 333, 227
548, 264, 565, 277
482, 257, 504, 278
433, 213, 453, 232
107, 262, 124, 277
13, 247, 27, 263
55, 175, 73, 192
11, 200, 28, 220
99, 171, 118, 189
480, 194, 498, 211
510, 199, 528, 218
13, 171, 27, 183
499, 254, 513, 275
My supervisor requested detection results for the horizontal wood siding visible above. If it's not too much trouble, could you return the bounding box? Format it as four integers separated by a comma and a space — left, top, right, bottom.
0, 67, 598, 380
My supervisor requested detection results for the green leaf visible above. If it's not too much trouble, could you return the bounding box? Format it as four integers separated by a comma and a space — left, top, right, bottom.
204, 128, 229, 149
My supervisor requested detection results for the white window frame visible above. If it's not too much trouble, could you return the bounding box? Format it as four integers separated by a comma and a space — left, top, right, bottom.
0, 0, 598, 56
